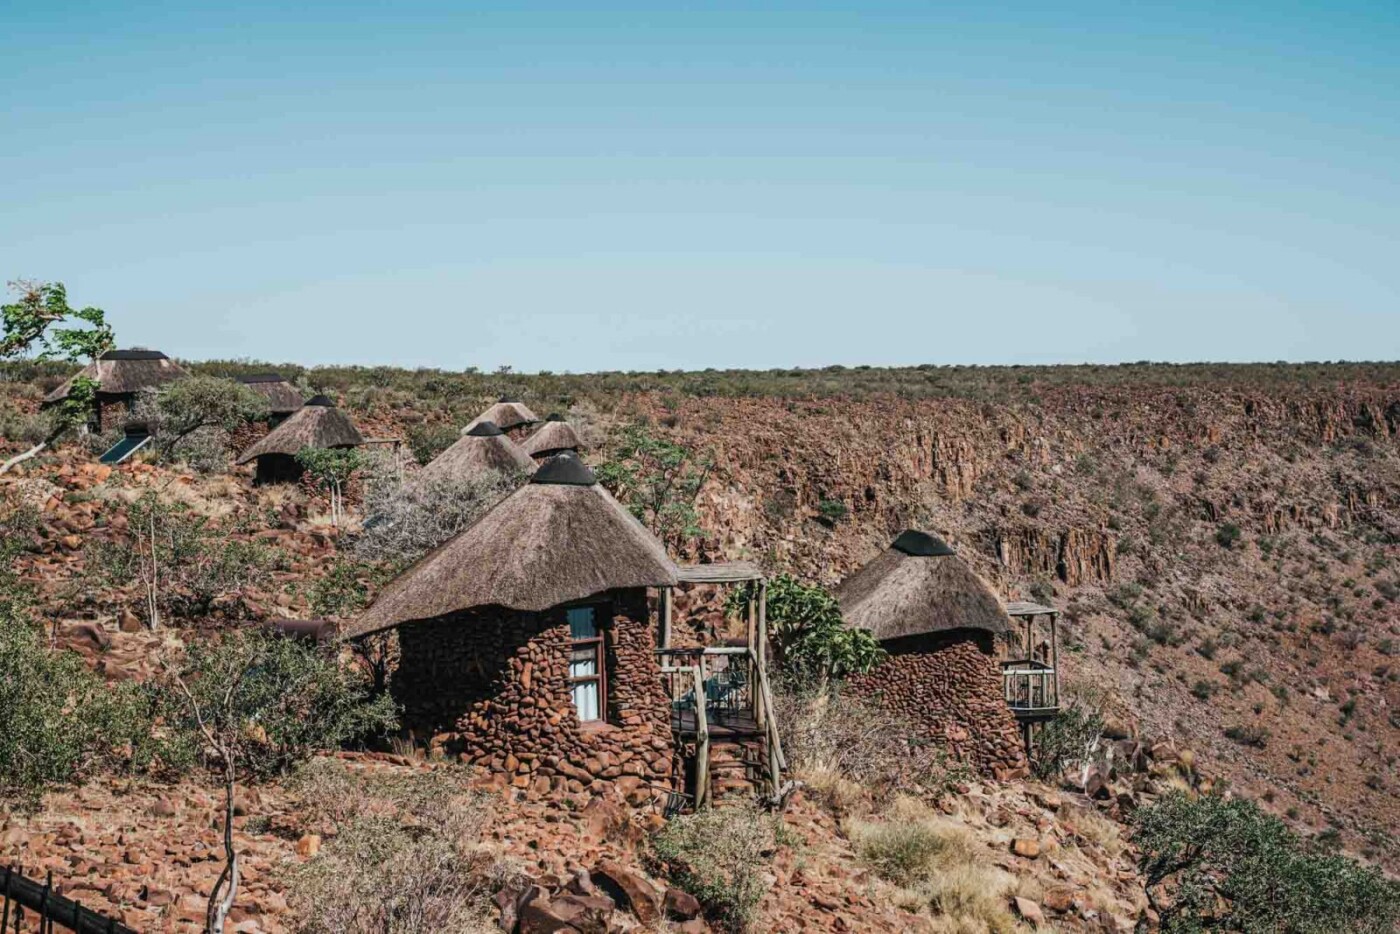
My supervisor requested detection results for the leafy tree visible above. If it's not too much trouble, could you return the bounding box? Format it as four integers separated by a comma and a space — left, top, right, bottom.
1030, 689, 1106, 780
406, 423, 459, 466
154, 375, 269, 460
298, 447, 365, 527
732, 574, 884, 682
596, 424, 711, 551
0, 281, 115, 473
161, 629, 398, 933
1135, 791, 1400, 933
90, 491, 279, 628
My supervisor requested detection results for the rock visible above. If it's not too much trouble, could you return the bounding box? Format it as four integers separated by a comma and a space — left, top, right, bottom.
118, 609, 143, 633
1011, 838, 1041, 859
1042, 887, 1074, 913
664, 886, 703, 921
295, 834, 320, 858
1014, 896, 1046, 926
65, 621, 111, 651
591, 859, 661, 924
150, 798, 177, 818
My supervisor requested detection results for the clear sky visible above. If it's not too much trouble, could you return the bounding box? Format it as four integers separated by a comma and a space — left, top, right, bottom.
3, 1, 1397, 371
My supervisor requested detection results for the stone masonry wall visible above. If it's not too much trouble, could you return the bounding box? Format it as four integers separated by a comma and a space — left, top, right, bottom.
391, 588, 675, 798
845, 631, 1028, 778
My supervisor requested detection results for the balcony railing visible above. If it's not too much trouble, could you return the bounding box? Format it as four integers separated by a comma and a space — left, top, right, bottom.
1001, 658, 1059, 715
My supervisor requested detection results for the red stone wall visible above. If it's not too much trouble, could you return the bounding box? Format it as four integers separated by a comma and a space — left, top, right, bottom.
844, 631, 1028, 778
391, 588, 675, 797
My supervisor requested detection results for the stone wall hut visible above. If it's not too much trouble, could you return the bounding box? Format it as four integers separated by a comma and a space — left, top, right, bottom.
419, 421, 534, 484
42, 349, 189, 431
344, 452, 682, 797
234, 394, 364, 484
521, 414, 583, 461
839, 530, 1028, 778
466, 396, 540, 440
234, 373, 304, 425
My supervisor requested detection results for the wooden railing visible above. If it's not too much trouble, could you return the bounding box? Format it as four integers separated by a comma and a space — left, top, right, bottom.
1001, 659, 1059, 713
657, 646, 784, 805
2, 866, 137, 934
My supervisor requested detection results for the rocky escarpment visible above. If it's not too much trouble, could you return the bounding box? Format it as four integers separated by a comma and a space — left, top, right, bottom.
613, 381, 1400, 866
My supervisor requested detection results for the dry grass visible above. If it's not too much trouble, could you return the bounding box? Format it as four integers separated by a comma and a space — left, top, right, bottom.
846, 797, 1017, 933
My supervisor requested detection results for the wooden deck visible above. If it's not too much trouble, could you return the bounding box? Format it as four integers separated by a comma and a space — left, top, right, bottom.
670, 708, 763, 738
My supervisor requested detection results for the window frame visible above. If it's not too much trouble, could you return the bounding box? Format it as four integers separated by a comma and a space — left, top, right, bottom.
565, 603, 609, 724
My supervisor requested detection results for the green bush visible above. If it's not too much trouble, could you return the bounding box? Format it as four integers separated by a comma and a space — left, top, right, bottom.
731, 574, 883, 682
0, 612, 160, 807
1031, 691, 1105, 780
1135, 792, 1400, 933
1216, 522, 1243, 549
595, 424, 711, 551
406, 423, 460, 466
651, 801, 779, 932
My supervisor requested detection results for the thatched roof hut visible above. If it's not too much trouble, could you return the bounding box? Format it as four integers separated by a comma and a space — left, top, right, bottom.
521, 414, 582, 459
419, 421, 534, 482
346, 452, 679, 638
235, 373, 305, 415
465, 396, 540, 433
837, 530, 1011, 641
43, 349, 189, 404
235, 395, 364, 465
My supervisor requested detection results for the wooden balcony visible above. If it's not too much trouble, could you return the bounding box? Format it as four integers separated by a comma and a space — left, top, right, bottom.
1001, 658, 1060, 722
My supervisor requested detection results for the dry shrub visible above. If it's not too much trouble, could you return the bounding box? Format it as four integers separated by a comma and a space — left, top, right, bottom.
283, 758, 521, 934
774, 685, 968, 810
354, 471, 521, 565
847, 797, 1015, 934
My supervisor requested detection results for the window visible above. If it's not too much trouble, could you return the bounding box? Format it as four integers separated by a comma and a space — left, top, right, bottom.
567, 605, 606, 723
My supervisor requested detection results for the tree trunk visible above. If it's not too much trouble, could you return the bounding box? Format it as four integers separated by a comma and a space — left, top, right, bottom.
207, 758, 240, 933
0, 439, 49, 475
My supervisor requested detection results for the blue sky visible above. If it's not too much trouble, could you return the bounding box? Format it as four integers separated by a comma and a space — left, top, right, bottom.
3, 1, 1397, 371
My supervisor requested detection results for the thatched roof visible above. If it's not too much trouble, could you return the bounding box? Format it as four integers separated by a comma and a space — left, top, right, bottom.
465, 397, 540, 432
837, 530, 1011, 641
43, 349, 189, 403
235, 396, 364, 464
419, 421, 534, 482
521, 414, 582, 457
235, 374, 305, 414
345, 452, 679, 638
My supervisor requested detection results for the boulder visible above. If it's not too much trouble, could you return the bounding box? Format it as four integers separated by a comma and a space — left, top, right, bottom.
591, 860, 661, 924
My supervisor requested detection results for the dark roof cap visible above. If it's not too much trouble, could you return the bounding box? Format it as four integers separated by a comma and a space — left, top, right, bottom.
465, 421, 503, 437
892, 530, 956, 557
530, 451, 596, 486
305, 394, 335, 407
100, 349, 168, 361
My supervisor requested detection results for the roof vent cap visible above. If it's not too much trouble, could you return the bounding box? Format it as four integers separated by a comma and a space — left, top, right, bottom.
892, 530, 956, 557
530, 451, 596, 486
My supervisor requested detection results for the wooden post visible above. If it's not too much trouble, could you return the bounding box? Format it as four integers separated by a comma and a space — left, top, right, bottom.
757, 579, 768, 670
661, 588, 672, 650
1050, 612, 1060, 708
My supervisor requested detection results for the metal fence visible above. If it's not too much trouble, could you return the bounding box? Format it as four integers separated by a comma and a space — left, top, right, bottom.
1, 867, 137, 934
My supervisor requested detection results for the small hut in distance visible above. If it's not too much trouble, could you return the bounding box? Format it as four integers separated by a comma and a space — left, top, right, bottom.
419, 421, 534, 484
43, 349, 189, 431
235, 373, 305, 425
521, 414, 582, 461
235, 394, 364, 484
838, 530, 1029, 778
466, 396, 540, 440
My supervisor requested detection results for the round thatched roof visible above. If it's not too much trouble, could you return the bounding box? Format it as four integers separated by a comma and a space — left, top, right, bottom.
345, 452, 679, 638
43, 349, 189, 403
837, 530, 1011, 641
235, 373, 305, 414
520, 414, 582, 458
419, 420, 535, 482
465, 398, 540, 432
235, 398, 364, 464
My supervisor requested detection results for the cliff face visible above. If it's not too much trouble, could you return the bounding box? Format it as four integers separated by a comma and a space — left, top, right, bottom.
615, 383, 1400, 864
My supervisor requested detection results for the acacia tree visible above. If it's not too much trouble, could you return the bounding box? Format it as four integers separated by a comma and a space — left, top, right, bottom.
154, 376, 270, 459
297, 447, 364, 527
0, 281, 115, 473
162, 630, 397, 933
